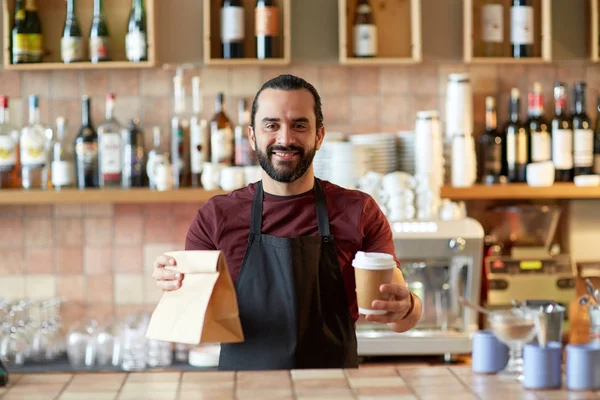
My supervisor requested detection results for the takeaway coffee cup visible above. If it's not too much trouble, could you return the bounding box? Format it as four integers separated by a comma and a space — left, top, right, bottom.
352, 251, 396, 315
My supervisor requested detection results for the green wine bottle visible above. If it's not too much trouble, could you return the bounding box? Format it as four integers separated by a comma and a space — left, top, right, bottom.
11, 0, 28, 64
0, 359, 7, 387
90, 0, 110, 62
24, 0, 43, 63
61, 0, 84, 63
126, 0, 148, 62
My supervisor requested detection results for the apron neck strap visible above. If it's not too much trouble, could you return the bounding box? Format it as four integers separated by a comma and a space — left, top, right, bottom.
250, 179, 331, 237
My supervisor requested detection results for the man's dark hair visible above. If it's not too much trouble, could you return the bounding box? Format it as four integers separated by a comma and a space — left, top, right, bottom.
251, 74, 324, 131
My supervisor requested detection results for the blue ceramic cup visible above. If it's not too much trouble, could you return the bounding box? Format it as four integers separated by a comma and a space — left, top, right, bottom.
471, 330, 509, 374
566, 343, 600, 391
523, 342, 562, 390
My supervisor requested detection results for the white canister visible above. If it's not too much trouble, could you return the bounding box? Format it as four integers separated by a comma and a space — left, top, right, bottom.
445, 73, 473, 140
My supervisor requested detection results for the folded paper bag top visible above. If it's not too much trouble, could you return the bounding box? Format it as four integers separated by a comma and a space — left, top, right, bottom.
145, 250, 244, 345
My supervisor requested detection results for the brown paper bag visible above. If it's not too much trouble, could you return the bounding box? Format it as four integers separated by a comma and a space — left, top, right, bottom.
145, 250, 244, 345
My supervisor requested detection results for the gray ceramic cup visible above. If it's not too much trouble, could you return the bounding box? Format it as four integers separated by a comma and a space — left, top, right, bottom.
566, 343, 600, 391
523, 342, 562, 390
471, 330, 509, 374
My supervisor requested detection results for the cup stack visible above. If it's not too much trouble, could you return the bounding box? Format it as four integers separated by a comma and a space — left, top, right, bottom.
381, 171, 416, 221
414, 110, 444, 220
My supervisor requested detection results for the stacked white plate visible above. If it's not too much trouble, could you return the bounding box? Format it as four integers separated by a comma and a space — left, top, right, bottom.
396, 131, 415, 175
314, 132, 346, 181
328, 142, 369, 189
348, 133, 398, 175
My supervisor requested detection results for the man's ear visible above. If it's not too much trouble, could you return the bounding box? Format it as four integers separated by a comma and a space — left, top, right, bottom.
315, 126, 325, 150
248, 126, 256, 151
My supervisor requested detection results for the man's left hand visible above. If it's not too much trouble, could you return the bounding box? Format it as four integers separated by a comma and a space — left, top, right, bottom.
364, 283, 413, 324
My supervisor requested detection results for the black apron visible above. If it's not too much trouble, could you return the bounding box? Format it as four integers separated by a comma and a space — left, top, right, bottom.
218, 178, 358, 370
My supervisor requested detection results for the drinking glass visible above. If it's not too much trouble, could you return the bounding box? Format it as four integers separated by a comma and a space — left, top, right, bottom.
488, 307, 536, 381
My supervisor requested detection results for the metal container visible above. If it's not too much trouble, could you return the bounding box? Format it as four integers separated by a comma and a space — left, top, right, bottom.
523, 300, 565, 345
589, 306, 600, 344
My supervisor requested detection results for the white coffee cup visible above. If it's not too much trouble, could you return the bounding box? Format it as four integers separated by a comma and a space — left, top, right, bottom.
526, 162, 555, 187
155, 163, 173, 191
352, 252, 396, 315
201, 162, 227, 190
220, 167, 246, 191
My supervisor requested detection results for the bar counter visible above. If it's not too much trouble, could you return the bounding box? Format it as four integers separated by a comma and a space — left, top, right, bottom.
1, 365, 598, 400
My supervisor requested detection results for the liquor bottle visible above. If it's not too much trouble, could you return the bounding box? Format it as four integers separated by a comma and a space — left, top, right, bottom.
11, 0, 28, 64
61, 0, 84, 63
234, 99, 255, 166
90, 0, 110, 63
572, 82, 594, 177
510, 0, 534, 58
477, 96, 503, 184
221, 0, 245, 59
0, 96, 20, 188
74, 96, 99, 189
122, 118, 145, 188
126, 0, 148, 62
594, 97, 600, 174
210, 93, 234, 165
504, 88, 528, 182
552, 82, 573, 182
146, 127, 167, 190
481, 0, 504, 57
353, 0, 377, 58
0, 359, 7, 386
527, 82, 551, 163
256, 0, 279, 59
20, 95, 49, 189
51, 117, 75, 190
170, 74, 189, 188
24, 0, 43, 63
190, 76, 208, 188
97, 94, 122, 187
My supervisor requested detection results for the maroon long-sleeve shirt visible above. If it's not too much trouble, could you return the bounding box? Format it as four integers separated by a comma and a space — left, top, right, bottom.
185, 179, 399, 322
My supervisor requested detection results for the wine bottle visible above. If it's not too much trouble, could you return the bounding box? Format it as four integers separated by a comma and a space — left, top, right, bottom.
505, 88, 528, 182
221, 0, 245, 59
74, 96, 99, 188
24, 0, 43, 63
510, 0, 534, 58
477, 96, 504, 184
527, 82, 551, 163
234, 99, 255, 166
97, 94, 123, 187
572, 81, 594, 177
353, 0, 377, 58
51, 117, 76, 190
21, 95, 49, 190
481, 0, 504, 57
594, 96, 600, 175
552, 83, 573, 182
170, 74, 189, 189
61, 0, 84, 63
90, 0, 110, 63
210, 93, 234, 165
0, 96, 20, 189
190, 76, 208, 188
122, 118, 145, 188
256, 0, 279, 59
126, 0, 148, 62
11, 0, 28, 64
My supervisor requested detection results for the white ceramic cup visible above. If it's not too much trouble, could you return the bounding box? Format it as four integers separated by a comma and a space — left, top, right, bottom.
526, 162, 555, 187
155, 163, 173, 191
201, 162, 227, 190
220, 167, 246, 191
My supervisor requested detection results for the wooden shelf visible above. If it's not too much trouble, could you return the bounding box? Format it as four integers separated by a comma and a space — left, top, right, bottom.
440, 183, 600, 200
2, 0, 157, 70
203, 0, 291, 66
463, 0, 552, 63
338, 0, 422, 65
0, 188, 228, 205
590, 0, 599, 62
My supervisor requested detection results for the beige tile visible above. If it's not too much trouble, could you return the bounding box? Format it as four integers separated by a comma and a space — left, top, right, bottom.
56, 247, 84, 274
24, 217, 53, 247
0, 275, 25, 299
346, 368, 398, 377
114, 273, 144, 305
144, 214, 175, 243
114, 96, 142, 124
0, 218, 24, 248
178, 390, 235, 400
19, 374, 73, 384
57, 275, 85, 302
399, 367, 455, 378
142, 96, 170, 126
121, 381, 179, 391
557, 64, 587, 85
51, 99, 80, 140
115, 214, 143, 245
357, 396, 417, 400
141, 68, 173, 97
0, 71, 22, 97
526, 64, 557, 97
84, 247, 113, 275
410, 95, 439, 121
289, 66, 320, 87
201, 67, 231, 96
380, 94, 411, 131
232, 67, 262, 96
350, 95, 380, 132
319, 66, 351, 95
114, 204, 143, 217
22, 71, 51, 97
84, 204, 114, 217
55, 218, 84, 247
24, 205, 53, 217
59, 394, 118, 400
348, 376, 406, 388
82, 71, 110, 97
261, 67, 290, 84
0, 248, 25, 274
292, 369, 345, 380
179, 381, 235, 391
236, 389, 294, 399
85, 303, 114, 319
143, 203, 175, 215
410, 65, 439, 96
144, 275, 163, 304
110, 70, 140, 97
354, 386, 413, 396
379, 67, 411, 94
321, 94, 350, 126
236, 371, 291, 390
59, 301, 85, 328
351, 67, 379, 95
498, 64, 528, 95
174, 214, 193, 244
52, 71, 80, 98
70, 373, 125, 384
8, 97, 23, 127
469, 65, 498, 94
24, 96, 51, 124
113, 246, 143, 273
25, 275, 57, 299
84, 217, 113, 247
25, 247, 54, 274
125, 372, 181, 382
182, 371, 235, 382
90, 95, 106, 126
0, 205, 24, 217
294, 388, 354, 397
85, 275, 114, 304
117, 392, 176, 400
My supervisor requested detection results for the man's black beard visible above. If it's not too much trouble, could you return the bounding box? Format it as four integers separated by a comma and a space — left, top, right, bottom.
255, 143, 316, 183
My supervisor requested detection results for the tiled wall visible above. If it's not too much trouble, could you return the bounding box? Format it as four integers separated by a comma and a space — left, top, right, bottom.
1, 61, 598, 327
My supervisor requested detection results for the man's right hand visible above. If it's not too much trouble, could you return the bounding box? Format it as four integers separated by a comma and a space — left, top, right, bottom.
152, 255, 184, 291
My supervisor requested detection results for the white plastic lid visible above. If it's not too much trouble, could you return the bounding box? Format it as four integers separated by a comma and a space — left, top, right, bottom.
574, 175, 600, 187
352, 251, 396, 270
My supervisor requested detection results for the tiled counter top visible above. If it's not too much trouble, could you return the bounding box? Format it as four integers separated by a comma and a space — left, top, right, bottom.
1, 365, 597, 400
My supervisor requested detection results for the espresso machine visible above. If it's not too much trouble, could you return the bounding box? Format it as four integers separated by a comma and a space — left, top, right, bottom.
355, 218, 484, 361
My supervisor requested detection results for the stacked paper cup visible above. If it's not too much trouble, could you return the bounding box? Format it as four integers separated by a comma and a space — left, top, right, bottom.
381, 172, 416, 221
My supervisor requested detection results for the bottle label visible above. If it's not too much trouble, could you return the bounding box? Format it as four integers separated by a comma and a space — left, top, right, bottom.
100, 133, 122, 177
353, 25, 377, 57
255, 6, 279, 36
483, 141, 502, 174
61, 36, 84, 62
171, 126, 185, 173
0, 136, 17, 170
90, 36, 110, 61
510, 6, 534, 45
531, 131, 551, 162
574, 128, 594, 168
552, 129, 573, 170
211, 127, 234, 164
126, 32, 147, 61
12, 33, 28, 62
235, 125, 255, 166
28, 33, 43, 59
482, 4, 503, 43
20, 131, 46, 167
221, 6, 245, 42
75, 142, 98, 172
506, 130, 528, 164
357, 4, 372, 13
190, 121, 206, 174
595, 155, 600, 174
51, 160, 74, 187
